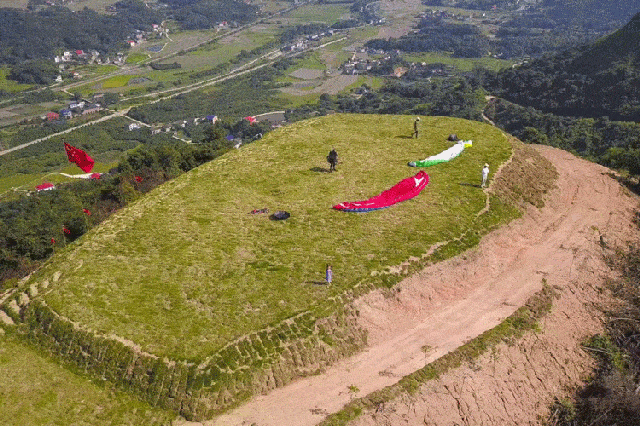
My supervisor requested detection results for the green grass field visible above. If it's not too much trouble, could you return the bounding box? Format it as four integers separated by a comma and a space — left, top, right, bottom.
31, 114, 512, 361
126, 53, 150, 64
0, 332, 174, 426
283, 3, 351, 25
101, 75, 138, 88
65, 0, 120, 13
0, 68, 32, 93
401, 52, 516, 72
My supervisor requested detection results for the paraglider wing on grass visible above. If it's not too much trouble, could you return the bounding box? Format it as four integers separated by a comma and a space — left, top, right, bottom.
408, 140, 472, 167
333, 171, 429, 213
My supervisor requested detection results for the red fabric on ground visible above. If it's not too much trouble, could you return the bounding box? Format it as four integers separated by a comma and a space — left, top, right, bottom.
333, 171, 429, 212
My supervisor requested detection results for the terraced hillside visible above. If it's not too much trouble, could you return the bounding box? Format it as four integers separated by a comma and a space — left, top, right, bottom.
2, 114, 521, 420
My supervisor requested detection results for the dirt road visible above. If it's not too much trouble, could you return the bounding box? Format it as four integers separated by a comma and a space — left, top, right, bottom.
203, 146, 637, 426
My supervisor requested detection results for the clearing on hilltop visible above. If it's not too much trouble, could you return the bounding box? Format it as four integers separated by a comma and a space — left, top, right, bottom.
5, 114, 541, 420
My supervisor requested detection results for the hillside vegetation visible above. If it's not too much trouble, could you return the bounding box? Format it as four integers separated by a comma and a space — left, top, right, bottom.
488, 12, 640, 121
0, 332, 174, 425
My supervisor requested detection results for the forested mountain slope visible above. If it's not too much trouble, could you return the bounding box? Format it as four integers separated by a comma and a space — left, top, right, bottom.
488, 12, 640, 121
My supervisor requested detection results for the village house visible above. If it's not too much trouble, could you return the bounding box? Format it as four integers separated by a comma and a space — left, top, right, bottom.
69, 101, 85, 111
254, 111, 286, 128
128, 123, 141, 131
393, 66, 408, 78
82, 104, 101, 115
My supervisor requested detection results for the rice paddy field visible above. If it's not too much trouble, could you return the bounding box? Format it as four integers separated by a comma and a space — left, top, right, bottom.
29, 114, 515, 361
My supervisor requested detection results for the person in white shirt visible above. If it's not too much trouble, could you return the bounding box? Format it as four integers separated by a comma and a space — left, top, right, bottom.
481, 163, 490, 188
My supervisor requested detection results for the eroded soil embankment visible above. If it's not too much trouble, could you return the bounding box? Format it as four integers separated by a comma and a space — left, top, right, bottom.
351, 145, 638, 425
207, 145, 638, 426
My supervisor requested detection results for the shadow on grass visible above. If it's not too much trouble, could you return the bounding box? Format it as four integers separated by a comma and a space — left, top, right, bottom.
306, 280, 329, 286
396, 135, 414, 139
310, 167, 333, 173
460, 182, 482, 188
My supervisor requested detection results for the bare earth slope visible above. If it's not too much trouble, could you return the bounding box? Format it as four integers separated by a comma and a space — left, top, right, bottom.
204, 145, 638, 426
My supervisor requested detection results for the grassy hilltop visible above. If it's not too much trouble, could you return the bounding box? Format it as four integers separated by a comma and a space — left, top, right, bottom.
28, 114, 512, 361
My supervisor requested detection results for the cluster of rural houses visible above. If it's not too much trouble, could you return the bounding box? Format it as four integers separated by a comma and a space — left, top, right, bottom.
127, 111, 287, 145
53, 23, 166, 69
281, 29, 337, 53
44, 96, 105, 122
341, 50, 454, 79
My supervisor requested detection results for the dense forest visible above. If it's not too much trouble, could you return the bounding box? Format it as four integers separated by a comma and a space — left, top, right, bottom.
0, 1, 161, 65
365, 9, 622, 60
366, 20, 490, 58
160, 0, 258, 30
427, 0, 640, 30
486, 12, 640, 121
483, 98, 640, 174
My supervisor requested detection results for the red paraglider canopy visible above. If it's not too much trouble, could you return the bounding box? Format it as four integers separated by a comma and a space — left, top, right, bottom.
333, 171, 429, 212
36, 182, 55, 191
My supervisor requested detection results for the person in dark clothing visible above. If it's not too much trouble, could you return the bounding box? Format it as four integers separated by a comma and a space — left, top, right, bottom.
327, 149, 338, 172
413, 117, 420, 138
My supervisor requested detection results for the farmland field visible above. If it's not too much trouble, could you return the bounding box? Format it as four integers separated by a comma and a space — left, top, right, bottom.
282, 3, 352, 25
402, 52, 516, 72
126, 52, 150, 64
65, 0, 121, 13
101, 75, 139, 88
0, 0, 27, 8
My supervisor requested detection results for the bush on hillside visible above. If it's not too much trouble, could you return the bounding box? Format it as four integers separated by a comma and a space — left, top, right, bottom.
550, 241, 640, 425
0, 139, 232, 290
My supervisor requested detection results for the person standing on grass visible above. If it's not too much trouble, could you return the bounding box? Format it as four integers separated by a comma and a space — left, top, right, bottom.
326, 265, 333, 284
413, 117, 420, 138
481, 163, 490, 188
327, 149, 338, 172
